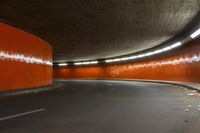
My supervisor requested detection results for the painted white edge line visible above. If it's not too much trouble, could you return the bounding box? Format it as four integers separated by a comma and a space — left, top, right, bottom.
0, 108, 46, 121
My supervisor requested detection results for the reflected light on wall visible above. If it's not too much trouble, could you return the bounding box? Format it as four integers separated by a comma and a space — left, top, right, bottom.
0, 51, 52, 66
111, 53, 200, 75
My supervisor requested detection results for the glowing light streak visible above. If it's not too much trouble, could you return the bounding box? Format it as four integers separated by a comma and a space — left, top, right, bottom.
105, 42, 182, 63
112, 53, 200, 75
190, 28, 200, 38
74, 60, 98, 65
58, 63, 68, 66
0, 51, 52, 66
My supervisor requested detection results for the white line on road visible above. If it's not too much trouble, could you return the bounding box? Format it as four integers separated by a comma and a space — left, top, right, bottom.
0, 108, 46, 121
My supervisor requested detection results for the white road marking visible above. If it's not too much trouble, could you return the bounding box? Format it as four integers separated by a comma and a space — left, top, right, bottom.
0, 108, 46, 121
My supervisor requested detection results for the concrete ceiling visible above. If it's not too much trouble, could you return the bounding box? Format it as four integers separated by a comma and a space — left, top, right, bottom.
0, 0, 199, 63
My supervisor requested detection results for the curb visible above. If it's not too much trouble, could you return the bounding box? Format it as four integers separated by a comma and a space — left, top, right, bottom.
122, 79, 200, 92
55, 78, 200, 92
0, 81, 64, 98
1, 79, 199, 98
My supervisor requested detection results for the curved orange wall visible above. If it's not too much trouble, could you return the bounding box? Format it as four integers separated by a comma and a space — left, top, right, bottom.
54, 38, 200, 83
0, 22, 52, 90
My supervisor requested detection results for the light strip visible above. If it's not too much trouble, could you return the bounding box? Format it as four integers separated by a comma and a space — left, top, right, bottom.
74, 60, 98, 65
74, 62, 83, 65
56, 26, 200, 66
190, 28, 200, 39
128, 56, 137, 59
56, 41, 184, 66
90, 61, 98, 64
0, 51, 52, 65
105, 59, 113, 63
58, 63, 68, 66
170, 42, 182, 48
105, 42, 182, 63
120, 57, 130, 61
82, 62, 90, 65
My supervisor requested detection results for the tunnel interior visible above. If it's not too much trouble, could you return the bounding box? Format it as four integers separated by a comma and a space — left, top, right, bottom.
0, 0, 200, 133
0, 0, 200, 89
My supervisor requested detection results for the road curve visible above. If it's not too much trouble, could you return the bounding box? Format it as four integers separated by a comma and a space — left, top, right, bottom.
0, 80, 200, 133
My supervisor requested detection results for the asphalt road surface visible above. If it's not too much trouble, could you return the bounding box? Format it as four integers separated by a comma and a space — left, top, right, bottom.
0, 80, 200, 133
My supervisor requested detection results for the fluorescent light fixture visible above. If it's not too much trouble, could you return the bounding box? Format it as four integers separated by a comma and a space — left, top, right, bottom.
82, 62, 90, 65
105, 59, 113, 63
74, 62, 82, 65
153, 49, 162, 54
105, 58, 122, 63
190, 28, 200, 39
137, 54, 146, 58
144, 52, 154, 56
161, 46, 172, 52
160, 42, 182, 52
170, 42, 182, 48
90, 61, 98, 64
128, 56, 137, 59
58, 63, 68, 66
104, 41, 182, 64
113, 58, 121, 62
120, 57, 130, 61
74, 61, 98, 65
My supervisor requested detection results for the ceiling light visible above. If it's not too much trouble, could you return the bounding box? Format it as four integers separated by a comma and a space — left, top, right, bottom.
58, 63, 68, 66
144, 52, 154, 56
170, 42, 182, 48
90, 61, 98, 64
161, 46, 172, 52
128, 56, 137, 59
160, 42, 182, 52
105, 59, 113, 63
113, 58, 121, 62
104, 42, 182, 64
74, 62, 82, 65
190, 28, 200, 39
153, 49, 163, 54
82, 62, 90, 65
120, 57, 130, 61
137, 54, 146, 58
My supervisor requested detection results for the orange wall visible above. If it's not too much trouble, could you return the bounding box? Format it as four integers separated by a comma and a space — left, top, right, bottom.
0, 23, 52, 91
54, 38, 200, 83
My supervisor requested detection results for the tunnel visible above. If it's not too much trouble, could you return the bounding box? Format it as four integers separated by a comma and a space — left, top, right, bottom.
0, 0, 200, 133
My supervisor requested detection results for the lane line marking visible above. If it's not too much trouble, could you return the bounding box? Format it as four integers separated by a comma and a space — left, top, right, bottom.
0, 108, 46, 121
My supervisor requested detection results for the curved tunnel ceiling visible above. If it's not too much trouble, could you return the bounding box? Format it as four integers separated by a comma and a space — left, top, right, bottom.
0, 0, 199, 63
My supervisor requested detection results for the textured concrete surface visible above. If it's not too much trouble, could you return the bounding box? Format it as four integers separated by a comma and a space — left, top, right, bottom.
1, 80, 200, 133
0, 0, 199, 62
